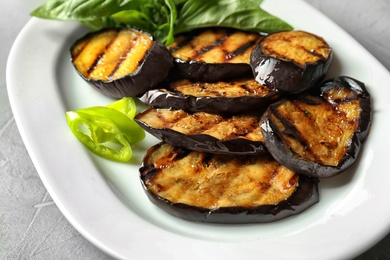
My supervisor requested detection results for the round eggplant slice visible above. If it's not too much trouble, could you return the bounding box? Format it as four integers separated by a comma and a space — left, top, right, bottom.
168, 28, 263, 82
260, 76, 372, 178
140, 142, 319, 224
70, 28, 173, 98
251, 30, 332, 93
134, 108, 268, 155
139, 78, 282, 114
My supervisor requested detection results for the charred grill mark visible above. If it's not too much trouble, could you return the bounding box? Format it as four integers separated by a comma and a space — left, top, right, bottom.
170, 79, 278, 98
200, 152, 214, 167
170, 29, 227, 58
270, 106, 318, 161
195, 37, 226, 58
191, 83, 226, 97
258, 167, 278, 194
259, 182, 272, 193
238, 83, 255, 94
219, 117, 257, 139
169, 34, 196, 53
171, 29, 259, 63
71, 39, 91, 61
262, 47, 282, 59
86, 52, 104, 75
156, 109, 186, 126
178, 113, 259, 140
288, 174, 299, 188
172, 146, 191, 160
264, 45, 323, 64
108, 36, 140, 79
226, 40, 258, 60
291, 35, 328, 60
261, 45, 295, 64
140, 165, 161, 181
85, 35, 118, 77
260, 31, 331, 66
321, 88, 361, 105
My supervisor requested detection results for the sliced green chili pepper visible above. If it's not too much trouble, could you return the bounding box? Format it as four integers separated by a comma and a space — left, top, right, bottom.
65, 97, 145, 162
75, 106, 144, 144
107, 97, 137, 119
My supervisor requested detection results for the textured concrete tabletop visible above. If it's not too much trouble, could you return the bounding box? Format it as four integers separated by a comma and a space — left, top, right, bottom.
2, 0, 390, 259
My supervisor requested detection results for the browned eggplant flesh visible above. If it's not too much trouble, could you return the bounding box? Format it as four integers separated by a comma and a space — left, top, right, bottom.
260, 76, 372, 178
140, 142, 319, 223
251, 30, 332, 93
139, 78, 281, 114
135, 107, 268, 155
70, 28, 173, 98
168, 28, 264, 82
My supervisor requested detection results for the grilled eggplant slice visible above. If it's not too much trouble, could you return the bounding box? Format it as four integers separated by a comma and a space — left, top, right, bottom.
168, 28, 263, 82
140, 142, 319, 224
70, 28, 173, 98
260, 76, 372, 178
135, 108, 268, 155
251, 30, 332, 93
139, 78, 281, 114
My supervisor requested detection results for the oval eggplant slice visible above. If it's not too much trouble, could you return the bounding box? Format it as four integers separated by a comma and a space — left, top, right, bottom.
70, 28, 173, 98
251, 30, 332, 93
260, 76, 372, 178
140, 142, 319, 224
135, 108, 268, 155
168, 28, 263, 82
139, 78, 281, 114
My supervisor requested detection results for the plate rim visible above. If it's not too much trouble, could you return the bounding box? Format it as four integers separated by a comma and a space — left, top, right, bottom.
7, 0, 390, 259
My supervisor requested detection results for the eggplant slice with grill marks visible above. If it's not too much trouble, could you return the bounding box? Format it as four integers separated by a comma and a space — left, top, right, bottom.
135, 107, 268, 155
139, 77, 282, 114
168, 28, 264, 82
251, 30, 332, 93
140, 142, 319, 223
260, 76, 372, 178
70, 28, 173, 98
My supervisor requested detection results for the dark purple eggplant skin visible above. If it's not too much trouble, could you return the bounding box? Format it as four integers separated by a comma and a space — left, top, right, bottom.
134, 117, 268, 156
139, 87, 281, 114
260, 76, 372, 178
140, 163, 319, 224
172, 60, 252, 83
71, 32, 173, 99
250, 41, 332, 94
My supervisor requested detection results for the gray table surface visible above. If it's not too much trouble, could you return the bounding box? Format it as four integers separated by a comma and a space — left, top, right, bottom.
2, 0, 390, 259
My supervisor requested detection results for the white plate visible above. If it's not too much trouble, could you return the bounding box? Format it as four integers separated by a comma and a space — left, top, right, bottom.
7, 0, 390, 259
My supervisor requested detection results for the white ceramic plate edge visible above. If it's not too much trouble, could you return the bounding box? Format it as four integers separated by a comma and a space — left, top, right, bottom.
7, 0, 390, 259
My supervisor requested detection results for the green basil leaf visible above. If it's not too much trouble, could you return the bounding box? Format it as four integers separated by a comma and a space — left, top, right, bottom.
31, 0, 143, 20
31, 0, 177, 44
31, 0, 292, 45
174, 0, 292, 34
